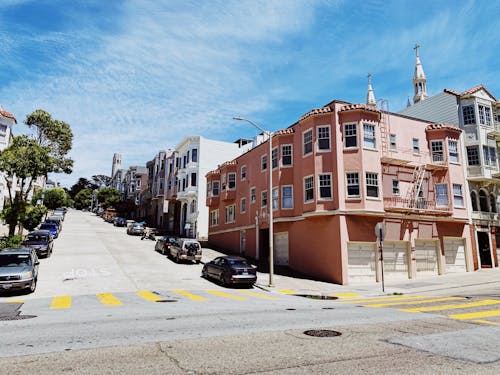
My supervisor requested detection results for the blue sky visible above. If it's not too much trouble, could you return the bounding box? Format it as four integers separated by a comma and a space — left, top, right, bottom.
0, 0, 498, 187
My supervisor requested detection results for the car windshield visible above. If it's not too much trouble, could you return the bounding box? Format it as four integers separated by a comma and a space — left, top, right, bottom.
26, 234, 48, 242
0, 254, 32, 267
228, 259, 251, 267
40, 224, 56, 230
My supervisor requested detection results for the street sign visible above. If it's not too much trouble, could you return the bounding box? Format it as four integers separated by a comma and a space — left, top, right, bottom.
375, 222, 386, 241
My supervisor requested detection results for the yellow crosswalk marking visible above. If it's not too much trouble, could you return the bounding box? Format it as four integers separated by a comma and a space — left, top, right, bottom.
332, 293, 359, 298
278, 289, 296, 295
96, 293, 122, 306
449, 310, 500, 320
136, 290, 163, 302
365, 297, 464, 308
341, 295, 429, 304
207, 290, 248, 301
472, 319, 500, 326
401, 299, 500, 312
236, 290, 279, 300
50, 296, 71, 309
172, 290, 207, 302
3, 299, 25, 303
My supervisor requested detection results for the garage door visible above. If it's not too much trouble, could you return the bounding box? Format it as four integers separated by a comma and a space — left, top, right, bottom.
274, 232, 289, 266
347, 242, 376, 280
443, 238, 466, 273
414, 239, 438, 275
382, 241, 409, 277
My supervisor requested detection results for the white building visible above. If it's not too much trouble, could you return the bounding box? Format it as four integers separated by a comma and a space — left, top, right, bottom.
0, 109, 16, 211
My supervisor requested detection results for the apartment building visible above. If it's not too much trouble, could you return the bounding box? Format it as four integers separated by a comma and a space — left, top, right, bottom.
206, 85, 473, 285
0, 109, 16, 210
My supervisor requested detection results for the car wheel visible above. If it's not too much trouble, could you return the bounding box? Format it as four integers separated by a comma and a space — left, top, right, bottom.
202, 268, 208, 279
28, 278, 37, 293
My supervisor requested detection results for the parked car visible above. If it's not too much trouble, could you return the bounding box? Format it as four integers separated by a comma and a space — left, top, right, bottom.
40, 222, 59, 238
127, 222, 145, 235
46, 216, 63, 231
0, 247, 39, 293
113, 217, 127, 227
52, 210, 65, 220
154, 235, 178, 255
169, 238, 202, 263
22, 230, 54, 258
202, 256, 257, 286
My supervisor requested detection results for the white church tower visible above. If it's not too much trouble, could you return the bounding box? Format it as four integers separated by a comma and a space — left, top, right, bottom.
413, 43, 428, 104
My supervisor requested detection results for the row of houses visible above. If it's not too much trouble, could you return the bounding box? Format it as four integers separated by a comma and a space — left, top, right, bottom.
107, 47, 500, 285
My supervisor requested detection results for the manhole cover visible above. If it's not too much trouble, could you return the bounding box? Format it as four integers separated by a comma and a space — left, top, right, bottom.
296, 294, 338, 300
0, 315, 36, 321
303, 329, 342, 337
155, 299, 178, 303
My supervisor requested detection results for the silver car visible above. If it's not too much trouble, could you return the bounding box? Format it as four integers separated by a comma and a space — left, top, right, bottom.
169, 239, 202, 263
0, 248, 39, 294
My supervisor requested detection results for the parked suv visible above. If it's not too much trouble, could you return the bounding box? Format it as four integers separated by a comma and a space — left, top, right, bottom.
154, 235, 178, 256
169, 239, 202, 263
0, 247, 39, 293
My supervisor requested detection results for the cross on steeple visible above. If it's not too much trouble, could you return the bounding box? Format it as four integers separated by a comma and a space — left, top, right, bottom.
414, 43, 420, 57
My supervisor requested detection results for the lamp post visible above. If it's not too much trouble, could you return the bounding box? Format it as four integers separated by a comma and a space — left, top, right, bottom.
233, 117, 274, 286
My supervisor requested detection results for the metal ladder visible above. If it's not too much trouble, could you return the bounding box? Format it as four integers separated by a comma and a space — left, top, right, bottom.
406, 165, 426, 208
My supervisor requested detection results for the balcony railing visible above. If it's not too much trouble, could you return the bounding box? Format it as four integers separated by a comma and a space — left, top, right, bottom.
384, 197, 452, 215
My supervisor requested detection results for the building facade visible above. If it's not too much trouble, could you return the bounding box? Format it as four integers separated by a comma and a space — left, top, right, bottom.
206, 98, 473, 285
0, 109, 16, 211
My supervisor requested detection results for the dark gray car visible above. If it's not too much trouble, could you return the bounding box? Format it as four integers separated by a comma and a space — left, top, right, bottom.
0, 248, 39, 294
22, 230, 54, 258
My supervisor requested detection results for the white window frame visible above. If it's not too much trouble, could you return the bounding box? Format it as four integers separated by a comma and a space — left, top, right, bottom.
365, 172, 379, 199
281, 185, 293, 209
225, 205, 235, 223
250, 187, 256, 204
448, 140, 459, 163
261, 190, 268, 208
272, 187, 279, 210
228, 172, 236, 190
240, 197, 247, 213
271, 147, 278, 170
261, 154, 268, 171
483, 145, 497, 167
412, 138, 420, 154
363, 123, 376, 149
466, 145, 480, 166
304, 175, 314, 203
431, 140, 444, 163
389, 134, 397, 150
210, 210, 219, 226
344, 123, 358, 149
452, 184, 464, 207
212, 181, 220, 196
317, 125, 331, 152
462, 105, 475, 125
240, 165, 247, 181
318, 173, 333, 200
346, 172, 360, 198
392, 179, 400, 196
281, 144, 292, 167
303, 129, 313, 156
435, 183, 449, 207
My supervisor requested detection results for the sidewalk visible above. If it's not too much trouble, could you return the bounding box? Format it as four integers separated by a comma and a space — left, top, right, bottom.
203, 244, 500, 298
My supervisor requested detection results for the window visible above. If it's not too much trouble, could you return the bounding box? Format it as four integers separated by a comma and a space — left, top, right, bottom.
225, 205, 235, 223
272, 187, 278, 210
365, 172, 379, 198
191, 172, 197, 187
478, 105, 492, 125
228, 173, 236, 189
261, 191, 268, 207
462, 105, 475, 125
318, 174, 332, 199
453, 184, 464, 207
431, 141, 444, 163
183, 155, 187, 168
282, 144, 292, 166
261, 154, 267, 171
483, 146, 497, 167
240, 198, 246, 213
212, 181, 220, 196
448, 140, 459, 163
282, 186, 293, 209
190, 200, 197, 213
317, 126, 330, 151
346, 172, 360, 198
303, 129, 313, 155
467, 146, 480, 166
413, 138, 420, 154
187, 151, 190, 163
221, 174, 226, 190
192, 149, 198, 162
210, 210, 219, 226
207, 182, 211, 197
435, 184, 449, 206
272, 148, 278, 169
363, 123, 376, 149
241, 165, 246, 180
392, 179, 400, 195
250, 187, 256, 203
389, 134, 397, 150
304, 176, 314, 202
343, 123, 357, 148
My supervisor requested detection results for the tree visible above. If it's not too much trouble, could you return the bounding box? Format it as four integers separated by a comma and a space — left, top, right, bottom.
21, 205, 48, 231
43, 187, 68, 210
97, 187, 120, 209
74, 188, 93, 210
69, 178, 97, 199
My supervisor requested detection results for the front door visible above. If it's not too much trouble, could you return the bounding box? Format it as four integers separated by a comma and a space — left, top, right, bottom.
477, 231, 492, 268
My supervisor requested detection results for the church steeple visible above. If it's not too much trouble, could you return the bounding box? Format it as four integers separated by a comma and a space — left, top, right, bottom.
413, 43, 428, 104
366, 73, 376, 107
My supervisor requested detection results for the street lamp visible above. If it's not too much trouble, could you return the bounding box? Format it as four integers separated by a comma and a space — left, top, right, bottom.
233, 116, 274, 287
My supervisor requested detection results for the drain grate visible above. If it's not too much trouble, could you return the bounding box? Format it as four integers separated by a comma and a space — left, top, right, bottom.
0, 315, 36, 321
303, 329, 342, 337
322, 307, 335, 310
295, 294, 338, 300
155, 299, 178, 303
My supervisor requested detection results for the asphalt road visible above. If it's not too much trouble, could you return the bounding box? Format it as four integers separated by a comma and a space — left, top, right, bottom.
2, 210, 500, 374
